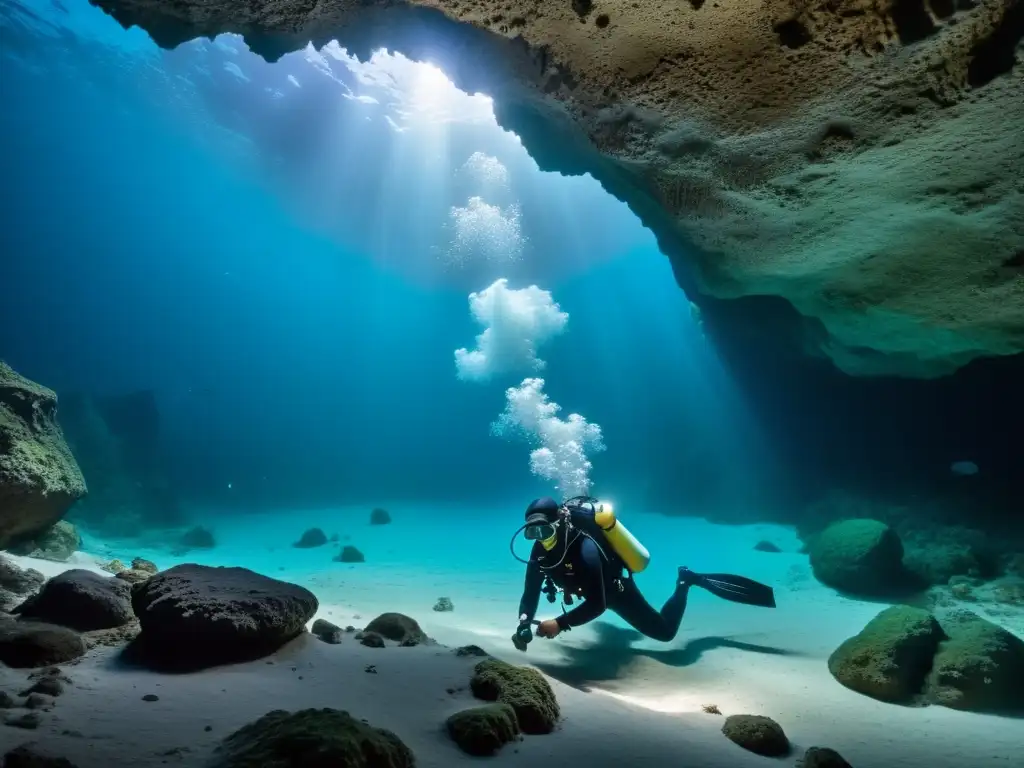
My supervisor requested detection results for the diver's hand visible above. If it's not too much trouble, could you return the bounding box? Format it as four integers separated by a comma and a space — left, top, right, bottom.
536, 619, 561, 639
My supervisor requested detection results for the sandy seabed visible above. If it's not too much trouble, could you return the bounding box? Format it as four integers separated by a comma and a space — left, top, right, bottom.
1, 505, 1021, 767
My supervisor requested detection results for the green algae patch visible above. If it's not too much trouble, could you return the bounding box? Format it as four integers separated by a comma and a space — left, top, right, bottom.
209, 708, 415, 768
926, 610, 1024, 713
446, 703, 520, 756
827, 605, 944, 703
469, 658, 559, 734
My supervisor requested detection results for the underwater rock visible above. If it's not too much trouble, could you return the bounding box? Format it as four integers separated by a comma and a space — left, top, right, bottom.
115, 568, 152, 585
902, 526, 995, 585
130, 564, 318, 669
446, 703, 520, 756
808, 519, 909, 595
364, 612, 428, 646
0, 363, 87, 551
753, 540, 781, 553
925, 609, 1024, 713
208, 708, 415, 768
4, 712, 41, 729
333, 545, 364, 563
20, 676, 64, 698
179, 526, 216, 550
0, 556, 45, 612
433, 597, 454, 612
0, 691, 15, 708
470, 658, 559, 735
357, 631, 385, 648
721, 714, 790, 757
455, 644, 489, 658
100, 559, 125, 574
7, 522, 82, 563
292, 528, 327, 549
947, 575, 979, 601
131, 557, 157, 574
990, 575, 1024, 605
828, 605, 944, 703
802, 746, 853, 768
311, 618, 343, 644
370, 508, 391, 526
13, 570, 134, 631
0, 620, 87, 668
3, 744, 80, 768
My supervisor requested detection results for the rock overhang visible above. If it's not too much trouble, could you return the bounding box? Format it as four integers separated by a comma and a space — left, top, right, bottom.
88, 0, 1024, 377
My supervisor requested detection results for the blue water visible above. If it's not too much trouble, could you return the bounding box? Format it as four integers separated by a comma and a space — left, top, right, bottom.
0, 0, 774, 525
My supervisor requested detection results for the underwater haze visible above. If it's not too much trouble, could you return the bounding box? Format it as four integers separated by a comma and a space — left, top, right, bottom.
1, 1, 1023, 767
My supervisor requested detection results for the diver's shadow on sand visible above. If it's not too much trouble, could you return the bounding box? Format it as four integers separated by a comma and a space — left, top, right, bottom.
533, 622, 803, 692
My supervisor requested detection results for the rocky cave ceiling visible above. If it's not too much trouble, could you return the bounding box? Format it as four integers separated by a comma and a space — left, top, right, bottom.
90, 0, 1024, 378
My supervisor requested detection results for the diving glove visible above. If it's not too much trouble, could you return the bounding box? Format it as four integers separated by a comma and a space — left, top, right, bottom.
512, 622, 533, 652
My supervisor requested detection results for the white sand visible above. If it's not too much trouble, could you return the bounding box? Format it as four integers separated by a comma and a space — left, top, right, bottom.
2, 506, 1022, 766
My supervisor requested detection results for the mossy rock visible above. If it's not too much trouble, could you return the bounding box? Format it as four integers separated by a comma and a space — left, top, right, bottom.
925, 610, 1024, 713
802, 746, 853, 767
0, 620, 87, 668
470, 658, 558, 734
9, 521, 81, 563
446, 703, 519, 756
209, 708, 415, 768
809, 519, 908, 595
721, 714, 790, 757
828, 605, 944, 703
364, 613, 427, 646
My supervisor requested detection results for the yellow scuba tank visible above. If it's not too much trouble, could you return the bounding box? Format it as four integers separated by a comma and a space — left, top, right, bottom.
592, 501, 650, 573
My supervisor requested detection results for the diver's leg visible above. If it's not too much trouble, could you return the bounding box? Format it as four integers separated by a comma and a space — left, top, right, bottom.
608, 578, 690, 642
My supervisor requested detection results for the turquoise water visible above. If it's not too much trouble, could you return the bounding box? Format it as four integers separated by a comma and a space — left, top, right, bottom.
0, 0, 773, 527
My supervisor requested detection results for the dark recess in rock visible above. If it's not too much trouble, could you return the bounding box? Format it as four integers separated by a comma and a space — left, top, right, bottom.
890, 0, 939, 43
967, 2, 1024, 88
571, 0, 593, 17
773, 18, 811, 49
1003, 249, 1024, 269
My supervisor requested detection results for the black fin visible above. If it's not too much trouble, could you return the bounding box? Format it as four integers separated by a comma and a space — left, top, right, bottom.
695, 572, 777, 608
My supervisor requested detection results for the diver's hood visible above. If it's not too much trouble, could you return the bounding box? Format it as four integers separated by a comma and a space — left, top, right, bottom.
524, 510, 554, 528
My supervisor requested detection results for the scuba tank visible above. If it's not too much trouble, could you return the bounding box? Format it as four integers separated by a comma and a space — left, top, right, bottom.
565, 496, 651, 573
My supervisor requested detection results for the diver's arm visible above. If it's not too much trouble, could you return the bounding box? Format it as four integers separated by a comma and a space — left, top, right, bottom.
555, 538, 607, 630
517, 545, 544, 623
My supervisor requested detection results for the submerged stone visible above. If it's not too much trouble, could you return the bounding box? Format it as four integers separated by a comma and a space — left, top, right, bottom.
209, 708, 415, 768
809, 519, 908, 595
470, 658, 559, 734
13, 570, 134, 632
446, 703, 519, 756
721, 714, 790, 757
828, 605, 944, 703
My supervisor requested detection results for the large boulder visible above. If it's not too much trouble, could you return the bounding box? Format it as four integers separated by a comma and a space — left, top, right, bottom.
209, 709, 415, 768
828, 605, 945, 704
12, 569, 134, 631
0, 618, 87, 668
469, 658, 559, 735
808, 519, 909, 595
130, 564, 318, 668
0, 363, 86, 550
926, 609, 1024, 713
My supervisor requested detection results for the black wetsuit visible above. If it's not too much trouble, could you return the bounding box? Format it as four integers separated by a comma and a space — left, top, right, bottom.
517, 520, 691, 642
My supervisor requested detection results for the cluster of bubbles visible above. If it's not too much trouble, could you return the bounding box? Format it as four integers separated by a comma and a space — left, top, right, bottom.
439, 153, 525, 268
442, 196, 527, 268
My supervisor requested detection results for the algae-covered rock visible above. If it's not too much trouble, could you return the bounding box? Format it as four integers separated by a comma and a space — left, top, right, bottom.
116, 568, 151, 584
827, 605, 945, 703
721, 714, 790, 757
809, 519, 907, 595
0, 555, 45, 611
364, 612, 427, 646
470, 658, 559, 734
131, 557, 157, 574
446, 703, 520, 756
0, 620, 87, 668
334, 545, 364, 563
209, 708, 415, 768
802, 746, 853, 768
100, 559, 125, 574
0, 363, 87, 551
7, 521, 81, 563
292, 528, 327, 549
925, 609, 1024, 713
3, 744, 80, 767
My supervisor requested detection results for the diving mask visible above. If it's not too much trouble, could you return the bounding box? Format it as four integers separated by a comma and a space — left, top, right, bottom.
524, 521, 557, 541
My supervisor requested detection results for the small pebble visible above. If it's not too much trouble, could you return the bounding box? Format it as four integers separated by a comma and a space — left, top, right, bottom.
142, 694, 159, 702
365, 665, 377, 674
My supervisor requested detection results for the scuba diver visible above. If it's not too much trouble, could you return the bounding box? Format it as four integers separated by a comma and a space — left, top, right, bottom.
511, 496, 776, 651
